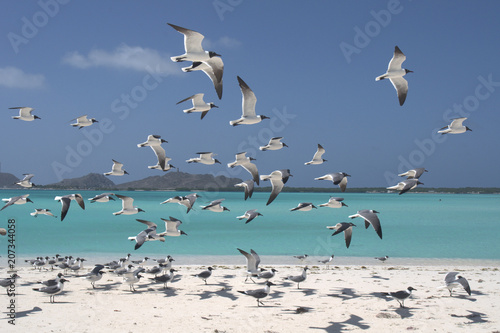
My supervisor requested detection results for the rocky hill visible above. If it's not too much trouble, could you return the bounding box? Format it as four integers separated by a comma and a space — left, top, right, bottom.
44, 173, 116, 190
0, 172, 20, 188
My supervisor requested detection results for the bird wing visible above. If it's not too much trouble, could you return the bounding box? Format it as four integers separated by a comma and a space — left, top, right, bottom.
267, 177, 284, 206
312, 144, 325, 161
387, 46, 406, 72
338, 176, 348, 192
74, 194, 85, 210
59, 197, 71, 221
164, 217, 182, 233
450, 117, 467, 129
445, 272, 459, 284
457, 276, 471, 295
111, 160, 124, 172
151, 145, 167, 170
204, 56, 224, 85
237, 76, 257, 117
250, 249, 261, 269
136, 219, 157, 228
168, 23, 205, 54
241, 161, 260, 185
359, 210, 382, 239
389, 77, 409, 106
176, 94, 197, 105
116, 195, 134, 210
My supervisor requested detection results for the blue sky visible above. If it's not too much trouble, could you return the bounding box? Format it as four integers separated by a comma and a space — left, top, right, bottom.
1, 1, 499, 188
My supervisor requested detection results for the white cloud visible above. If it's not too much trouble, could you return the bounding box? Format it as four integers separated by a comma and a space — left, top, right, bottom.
0, 67, 45, 89
62, 44, 178, 74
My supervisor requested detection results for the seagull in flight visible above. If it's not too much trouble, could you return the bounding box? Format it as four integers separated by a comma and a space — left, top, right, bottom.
113, 194, 145, 215
54, 194, 85, 221
177, 93, 218, 120
387, 179, 423, 195
16, 174, 35, 188
186, 152, 221, 165
348, 209, 382, 240
158, 216, 188, 237
290, 202, 317, 212
1, 194, 33, 211
441, 272, 471, 296
234, 180, 255, 201
229, 76, 269, 126
201, 199, 230, 212
104, 159, 129, 176
315, 172, 350, 192
398, 168, 428, 179
88, 193, 115, 203
305, 144, 327, 165
161, 193, 200, 214
9, 107, 41, 121
327, 222, 356, 248
168, 23, 221, 63
259, 137, 288, 151
70, 115, 98, 128
227, 152, 259, 185
438, 117, 472, 134
137, 135, 170, 171
375, 46, 413, 106
237, 248, 262, 283
182, 58, 223, 99
260, 169, 292, 205
128, 219, 164, 250
319, 197, 348, 209
237, 209, 263, 224
30, 209, 56, 218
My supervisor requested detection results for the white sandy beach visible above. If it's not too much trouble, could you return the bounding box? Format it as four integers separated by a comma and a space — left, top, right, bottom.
1, 257, 500, 333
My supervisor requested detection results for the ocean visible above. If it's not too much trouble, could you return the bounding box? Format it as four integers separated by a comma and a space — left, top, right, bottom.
1, 189, 499, 262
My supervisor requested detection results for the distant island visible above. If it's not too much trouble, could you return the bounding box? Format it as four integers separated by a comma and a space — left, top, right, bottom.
0, 172, 499, 194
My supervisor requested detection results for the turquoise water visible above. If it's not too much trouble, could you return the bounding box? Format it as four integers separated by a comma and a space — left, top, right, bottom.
1, 189, 499, 259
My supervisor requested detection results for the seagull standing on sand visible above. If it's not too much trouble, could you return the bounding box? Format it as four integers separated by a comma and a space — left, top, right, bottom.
441, 272, 471, 296
113, 195, 145, 215
177, 93, 218, 120
398, 168, 428, 179
259, 137, 288, 151
284, 267, 309, 289
238, 281, 275, 307
230, 76, 269, 126
16, 174, 35, 188
70, 115, 98, 128
32, 278, 70, 303
375, 46, 413, 106
104, 159, 128, 176
260, 169, 292, 205
290, 203, 317, 212
227, 152, 260, 185
375, 256, 389, 262
234, 180, 255, 201
315, 172, 350, 192
319, 197, 348, 209
318, 255, 335, 269
293, 254, 309, 262
385, 286, 416, 308
387, 179, 423, 195
54, 194, 85, 221
237, 248, 262, 283
237, 209, 263, 224
193, 267, 214, 285
150, 269, 177, 289
9, 107, 41, 121
123, 267, 145, 292
83, 265, 105, 289
437, 117, 472, 134
349, 209, 382, 240
305, 144, 327, 165
327, 222, 356, 248
186, 152, 221, 165
201, 199, 230, 212
257, 269, 278, 282
1, 194, 33, 211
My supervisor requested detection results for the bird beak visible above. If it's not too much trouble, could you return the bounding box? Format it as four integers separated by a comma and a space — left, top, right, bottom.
466, 127, 472, 131
261, 115, 270, 120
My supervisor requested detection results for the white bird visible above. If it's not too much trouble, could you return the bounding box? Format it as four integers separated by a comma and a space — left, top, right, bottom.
437, 117, 472, 134
54, 194, 85, 221
234, 180, 255, 201
290, 202, 317, 212
32, 278, 69, 303
237, 248, 262, 283
186, 152, 221, 165
305, 144, 327, 165
314, 172, 350, 192
327, 222, 357, 248
88, 193, 115, 203
30, 209, 56, 218
259, 137, 288, 151
387, 179, 423, 195
227, 152, 259, 185
128, 219, 164, 250
70, 115, 98, 128
113, 194, 145, 215
441, 272, 471, 296
319, 197, 348, 209
398, 168, 428, 179
349, 209, 383, 240
161, 193, 200, 214
192, 267, 214, 285
1, 194, 33, 211
238, 281, 275, 307
123, 267, 145, 292
182, 58, 223, 99
137, 135, 171, 171
229, 76, 269, 126
257, 269, 278, 282
237, 209, 263, 224
318, 255, 335, 269
201, 199, 230, 212
137, 134, 168, 147
260, 169, 292, 205
385, 287, 416, 308
16, 174, 35, 188
104, 159, 129, 176
168, 23, 221, 63
375, 46, 413, 106
9, 107, 41, 121
176, 93, 218, 120
158, 216, 188, 237
83, 265, 105, 289
284, 267, 309, 289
